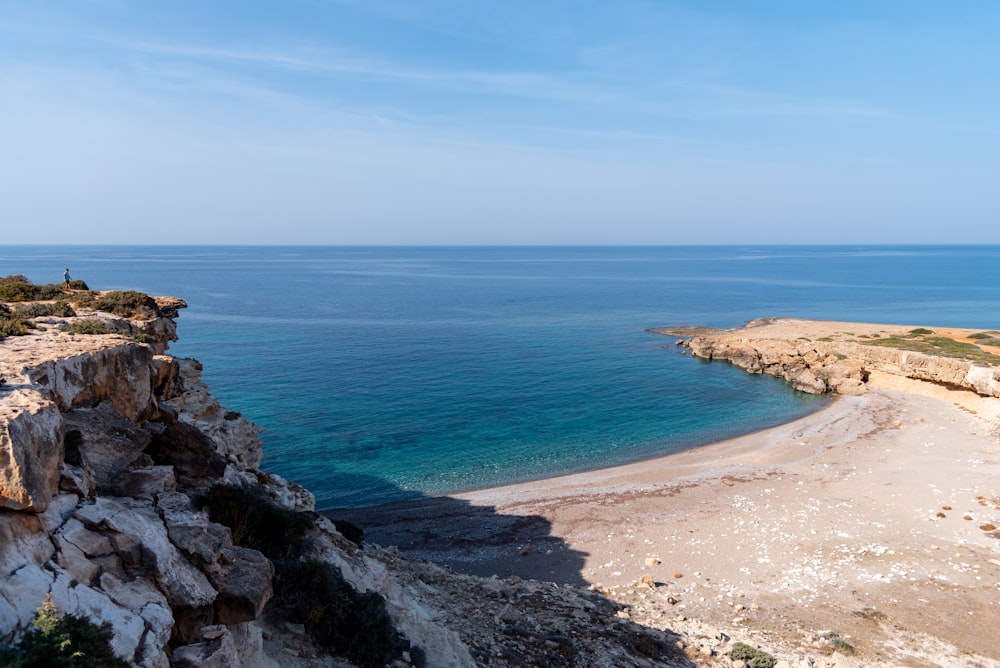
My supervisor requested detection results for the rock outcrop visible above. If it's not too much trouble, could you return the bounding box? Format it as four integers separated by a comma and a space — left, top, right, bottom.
1, 298, 453, 666
666, 318, 1000, 398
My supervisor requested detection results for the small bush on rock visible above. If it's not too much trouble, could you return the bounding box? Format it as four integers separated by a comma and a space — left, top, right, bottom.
0, 595, 128, 668
0, 315, 34, 339
13, 301, 76, 318
331, 518, 365, 547
829, 635, 855, 654
61, 320, 115, 336
65, 292, 97, 309
200, 484, 313, 559
0, 274, 31, 285
94, 291, 159, 319
271, 559, 405, 668
0, 281, 66, 302
730, 641, 778, 668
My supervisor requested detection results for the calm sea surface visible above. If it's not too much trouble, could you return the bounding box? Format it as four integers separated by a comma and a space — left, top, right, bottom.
3, 246, 999, 508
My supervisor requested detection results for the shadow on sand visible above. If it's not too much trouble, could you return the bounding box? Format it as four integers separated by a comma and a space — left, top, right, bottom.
322, 474, 699, 667
324, 473, 590, 587
329, 493, 591, 587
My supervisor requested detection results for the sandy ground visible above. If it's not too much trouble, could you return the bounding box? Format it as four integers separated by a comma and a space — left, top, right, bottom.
343, 374, 1000, 665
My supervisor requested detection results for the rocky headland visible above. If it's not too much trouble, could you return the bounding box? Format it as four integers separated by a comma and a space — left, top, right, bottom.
3, 293, 1000, 667
661, 317, 1000, 398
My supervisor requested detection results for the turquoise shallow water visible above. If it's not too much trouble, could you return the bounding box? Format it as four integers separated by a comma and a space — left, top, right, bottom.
4, 245, 999, 508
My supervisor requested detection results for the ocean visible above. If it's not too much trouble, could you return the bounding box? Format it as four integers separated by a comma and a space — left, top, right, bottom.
3, 246, 999, 509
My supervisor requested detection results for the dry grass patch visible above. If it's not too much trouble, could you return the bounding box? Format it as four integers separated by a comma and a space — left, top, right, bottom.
862, 330, 1000, 364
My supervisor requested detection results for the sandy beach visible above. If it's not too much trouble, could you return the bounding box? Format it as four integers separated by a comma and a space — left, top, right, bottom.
344, 366, 1000, 665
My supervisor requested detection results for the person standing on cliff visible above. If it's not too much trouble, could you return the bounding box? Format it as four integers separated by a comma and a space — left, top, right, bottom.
63, 268, 71, 288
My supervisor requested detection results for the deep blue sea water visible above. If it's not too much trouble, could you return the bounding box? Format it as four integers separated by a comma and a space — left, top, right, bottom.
3, 246, 999, 508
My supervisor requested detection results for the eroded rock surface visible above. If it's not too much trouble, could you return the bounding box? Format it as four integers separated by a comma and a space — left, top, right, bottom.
666, 318, 1000, 398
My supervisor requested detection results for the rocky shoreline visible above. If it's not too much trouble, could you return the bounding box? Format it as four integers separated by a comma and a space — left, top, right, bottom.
662, 317, 1000, 398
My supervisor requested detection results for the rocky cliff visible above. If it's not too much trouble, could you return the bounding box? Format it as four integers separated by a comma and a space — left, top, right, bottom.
664, 318, 1000, 398
1, 296, 699, 667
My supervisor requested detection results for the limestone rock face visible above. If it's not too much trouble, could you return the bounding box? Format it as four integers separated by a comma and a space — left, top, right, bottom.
74, 497, 218, 610
170, 625, 242, 668
145, 416, 227, 487
62, 402, 152, 493
0, 393, 62, 511
26, 344, 158, 421
160, 358, 264, 470
209, 547, 274, 624
675, 320, 1000, 398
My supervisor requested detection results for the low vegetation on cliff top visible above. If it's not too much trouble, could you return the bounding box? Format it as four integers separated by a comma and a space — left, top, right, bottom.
0, 304, 35, 340
0, 275, 89, 301
861, 328, 1000, 364
0, 275, 161, 342
92, 290, 161, 319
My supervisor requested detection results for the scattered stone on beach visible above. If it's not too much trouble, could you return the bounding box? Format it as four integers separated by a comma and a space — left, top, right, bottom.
634, 574, 656, 589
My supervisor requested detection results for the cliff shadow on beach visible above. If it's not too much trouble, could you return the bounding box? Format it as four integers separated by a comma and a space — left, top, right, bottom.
324, 477, 591, 588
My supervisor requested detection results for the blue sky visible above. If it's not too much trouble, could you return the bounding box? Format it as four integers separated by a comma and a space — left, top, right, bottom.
2, 1, 998, 244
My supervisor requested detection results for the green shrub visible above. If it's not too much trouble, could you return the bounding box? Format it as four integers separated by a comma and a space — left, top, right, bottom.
271, 559, 404, 668
200, 484, 313, 560
864, 334, 1000, 364
0, 274, 31, 285
13, 302, 76, 318
0, 282, 66, 302
975, 337, 1000, 347
0, 596, 128, 667
66, 279, 90, 291
0, 316, 34, 339
62, 293, 96, 311
730, 641, 777, 668
969, 331, 1000, 340
829, 635, 855, 654
94, 291, 159, 319
907, 328, 934, 336
61, 320, 115, 336
331, 519, 365, 547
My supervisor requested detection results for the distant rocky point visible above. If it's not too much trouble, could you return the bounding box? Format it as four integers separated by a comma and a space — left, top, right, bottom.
661, 318, 1000, 398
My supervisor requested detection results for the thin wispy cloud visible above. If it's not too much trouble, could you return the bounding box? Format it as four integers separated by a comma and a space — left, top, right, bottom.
1, 1, 998, 244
